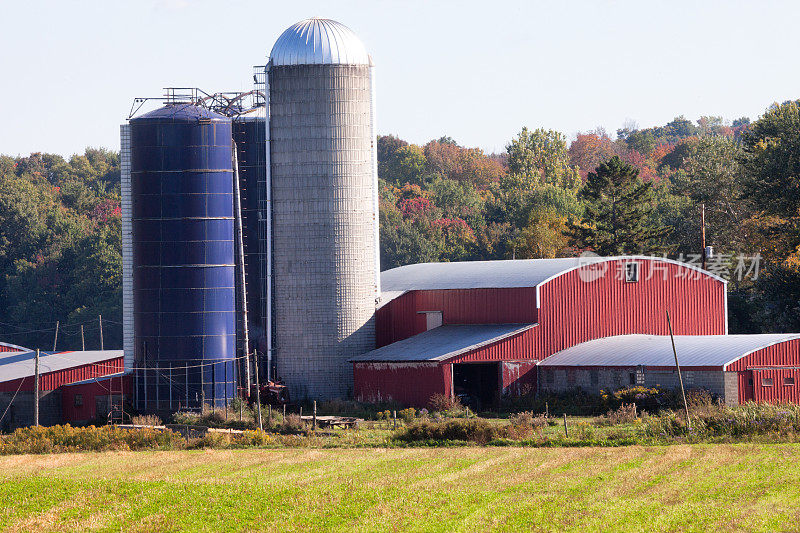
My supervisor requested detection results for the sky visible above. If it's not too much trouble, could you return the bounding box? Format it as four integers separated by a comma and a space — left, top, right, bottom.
2, 0, 800, 158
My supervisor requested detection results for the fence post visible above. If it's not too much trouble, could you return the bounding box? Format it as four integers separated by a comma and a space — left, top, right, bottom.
563, 413, 568, 438
393, 410, 397, 430
313, 401, 317, 430
224, 362, 229, 420
185, 364, 189, 410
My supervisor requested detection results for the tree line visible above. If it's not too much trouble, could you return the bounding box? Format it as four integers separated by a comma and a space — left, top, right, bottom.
1, 102, 798, 348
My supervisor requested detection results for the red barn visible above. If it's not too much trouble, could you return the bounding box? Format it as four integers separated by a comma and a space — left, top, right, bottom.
352, 256, 729, 408
0, 349, 128, 429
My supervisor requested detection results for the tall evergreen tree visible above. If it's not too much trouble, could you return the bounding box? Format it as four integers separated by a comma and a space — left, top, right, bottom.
567, 156, 667, 255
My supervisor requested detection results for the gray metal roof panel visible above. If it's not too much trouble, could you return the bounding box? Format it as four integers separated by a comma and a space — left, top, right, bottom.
350, 324, 535, 363
0, 341, 29, 352
539, 334, 800, 368
380, 256, 725, 294
0, 350, 124, 383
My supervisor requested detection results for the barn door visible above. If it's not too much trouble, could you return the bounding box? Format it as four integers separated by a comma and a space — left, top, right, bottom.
740, 370, 754, 403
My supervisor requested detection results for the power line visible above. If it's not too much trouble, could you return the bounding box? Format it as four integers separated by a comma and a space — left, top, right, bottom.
43, 351, 250, 372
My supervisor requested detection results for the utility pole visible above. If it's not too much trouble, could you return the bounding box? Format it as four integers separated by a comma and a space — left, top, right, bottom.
52, 321, 59, 352
80, 325, 85, 351
253, 351, 263, 431
99, 315, 104, 350
34, 349, 40, 427
701, 203, 707, 271
666, 310, 691, 431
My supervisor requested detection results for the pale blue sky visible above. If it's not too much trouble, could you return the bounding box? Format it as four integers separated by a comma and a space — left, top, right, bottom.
1, 0, 799, 157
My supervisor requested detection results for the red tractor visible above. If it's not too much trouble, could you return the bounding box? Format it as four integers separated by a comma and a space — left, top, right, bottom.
249, 380, 290, 406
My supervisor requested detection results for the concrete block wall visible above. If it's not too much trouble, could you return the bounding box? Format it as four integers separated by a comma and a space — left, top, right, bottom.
540, 367, 737, 403
270, 64, 378, 400
0, 391, 61, 432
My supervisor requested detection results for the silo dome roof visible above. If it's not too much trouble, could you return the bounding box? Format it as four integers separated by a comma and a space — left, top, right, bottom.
270, 18, 370, 67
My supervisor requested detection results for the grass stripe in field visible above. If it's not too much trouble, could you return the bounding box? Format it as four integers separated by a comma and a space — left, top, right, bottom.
0, 445, 799, 532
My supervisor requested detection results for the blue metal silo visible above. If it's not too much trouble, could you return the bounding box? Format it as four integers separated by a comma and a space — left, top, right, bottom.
130, 103, 236, 411
231, 107, 267, 367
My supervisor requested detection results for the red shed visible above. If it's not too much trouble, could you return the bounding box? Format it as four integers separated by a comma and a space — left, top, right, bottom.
61, 373, 132, 425
538, 333, 800, 405
0, 349, 126, 429
353, 256, 728, 408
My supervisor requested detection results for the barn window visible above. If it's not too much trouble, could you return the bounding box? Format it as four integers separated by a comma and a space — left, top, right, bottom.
624, 262, 639, 283
567, 369, 576, 385
74, 394, 83, 407
784, 377, 795, 386
761, 378, 774, 387
590, 369, 599, 386
629, 373, 636, 385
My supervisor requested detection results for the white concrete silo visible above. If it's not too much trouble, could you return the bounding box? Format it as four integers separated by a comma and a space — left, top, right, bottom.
267, 18, 380, 400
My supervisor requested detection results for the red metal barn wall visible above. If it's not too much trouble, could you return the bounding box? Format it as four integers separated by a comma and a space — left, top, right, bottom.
61, 375, 132, 424
377, 260, 726, 361
501, 360, 538, 395
533, 260, 726, 356
353, 362, 451, 405
0, 356, 124, 393
727, 339, 800, 404
376, 288, 538, 347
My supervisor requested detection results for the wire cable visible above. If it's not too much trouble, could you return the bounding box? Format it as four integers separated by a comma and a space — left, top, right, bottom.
0, 377, 25, 427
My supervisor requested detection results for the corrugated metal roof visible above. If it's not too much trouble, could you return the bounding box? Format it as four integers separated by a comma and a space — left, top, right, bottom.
539, 334, 800, 369
0, 350, 124, 383
350, 324, 534, 363
270, 18, 371, 67
381, 256, 725, 294
0, 341, 29, 352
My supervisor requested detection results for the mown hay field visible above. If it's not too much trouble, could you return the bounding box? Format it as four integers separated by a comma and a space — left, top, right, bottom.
1, 445, 798, 532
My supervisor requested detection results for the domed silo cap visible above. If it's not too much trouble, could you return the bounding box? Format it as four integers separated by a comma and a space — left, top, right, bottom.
270, 17, 371, 66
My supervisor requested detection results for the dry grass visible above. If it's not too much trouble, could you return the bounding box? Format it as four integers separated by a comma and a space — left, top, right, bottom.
0, 445, 798, 531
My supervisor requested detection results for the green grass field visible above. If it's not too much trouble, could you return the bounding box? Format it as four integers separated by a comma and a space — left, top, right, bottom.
1, 445, 799, 532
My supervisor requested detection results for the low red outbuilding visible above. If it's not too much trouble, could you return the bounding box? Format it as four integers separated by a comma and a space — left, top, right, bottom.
538, 334, 800, 405
353, 256, 728, 408
0, 349, 128, 429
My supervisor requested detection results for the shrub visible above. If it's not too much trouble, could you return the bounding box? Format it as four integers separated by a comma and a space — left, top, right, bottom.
575, 420, 596, 441
190, 431, 231, 449
602, 386, 677, 413
236, 430, 273, 447
0, 425, 184, 455
399, 408, 416, 424
427, 394, 463, 413
280, 414, 304, 434
602, 404, 638, 426
643, 402, 800, 439
131, 414, 163, 426
395, 419, 503, 445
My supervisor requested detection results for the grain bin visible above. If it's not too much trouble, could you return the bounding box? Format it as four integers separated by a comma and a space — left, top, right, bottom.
129, 103, 237, 410
268, 18, 380, 399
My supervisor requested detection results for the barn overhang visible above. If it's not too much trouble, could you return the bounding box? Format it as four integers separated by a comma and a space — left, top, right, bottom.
539, 334, 800, 370
350, 323, 535, 364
